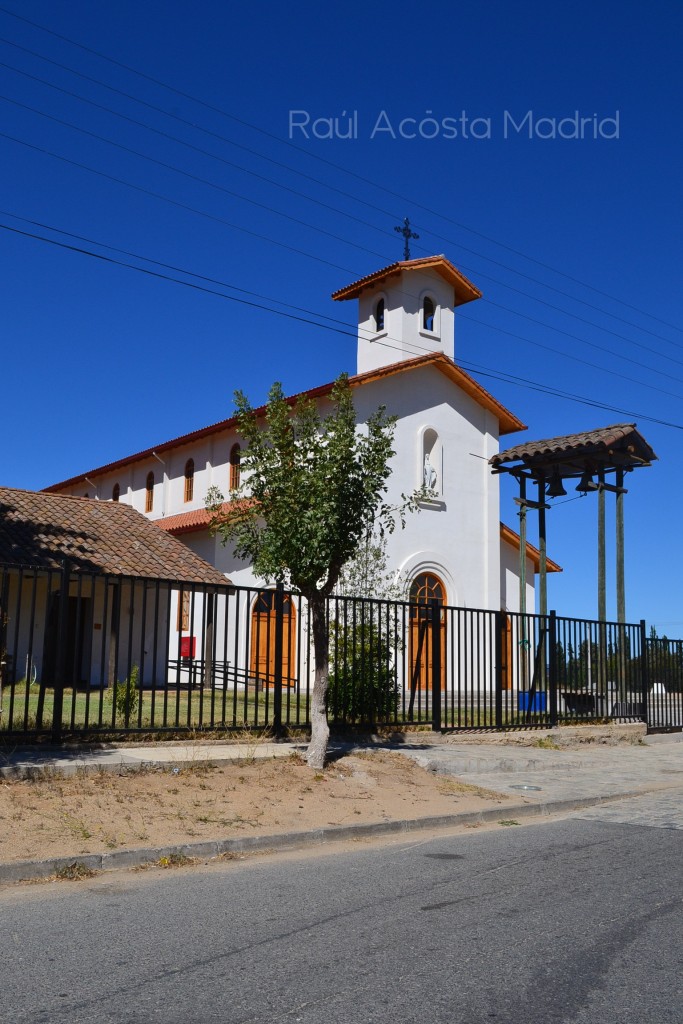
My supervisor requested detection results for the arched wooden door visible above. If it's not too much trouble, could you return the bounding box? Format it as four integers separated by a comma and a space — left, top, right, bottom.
250, 591, 296, 686
409, 572, 446, 691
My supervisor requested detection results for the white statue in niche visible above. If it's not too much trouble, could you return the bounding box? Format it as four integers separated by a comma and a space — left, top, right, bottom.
423, 452, 437, 491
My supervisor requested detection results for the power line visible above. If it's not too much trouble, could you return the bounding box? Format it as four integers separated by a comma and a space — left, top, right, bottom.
3, 79, 679, 376
0, 208, 363, 332
4, 114, 683, 413
0, 93, 392, 263
0, 131, 361, 276
457, 310, 683, 402
3, 215, 682, 433
0, 13, 680, 339
3, 112, 683, 399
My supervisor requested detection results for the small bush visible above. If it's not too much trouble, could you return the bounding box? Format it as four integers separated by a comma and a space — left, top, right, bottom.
114, 665, 139, 720
327, 622, 399, 724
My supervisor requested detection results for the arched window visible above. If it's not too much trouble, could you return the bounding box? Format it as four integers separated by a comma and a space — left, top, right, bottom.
112, 483, 120, 503
422, 296, 435, 332
375, 297, 385, 332
145, 471, 154, 513
184, 458, 194, 503
410, 572, 446, 612
230, 443, 241, 491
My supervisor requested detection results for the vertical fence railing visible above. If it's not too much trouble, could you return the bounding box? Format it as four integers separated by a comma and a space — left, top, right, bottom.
645, 633, 683, 729
1, 558, 674, 739
0, 565, 314, 738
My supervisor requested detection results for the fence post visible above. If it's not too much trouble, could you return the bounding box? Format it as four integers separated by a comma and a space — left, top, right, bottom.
51, 559, 71, 744
272, 582, 284, 738
430, 598, 441, 732
494, 610, 503, 729
548, 610, 558, 727
640, 619, 649, 728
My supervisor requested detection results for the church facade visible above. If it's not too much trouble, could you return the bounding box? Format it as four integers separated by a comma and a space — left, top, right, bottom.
45, 255, 557, 622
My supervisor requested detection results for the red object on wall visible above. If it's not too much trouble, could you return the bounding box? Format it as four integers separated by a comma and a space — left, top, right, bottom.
180, 636, 196, 659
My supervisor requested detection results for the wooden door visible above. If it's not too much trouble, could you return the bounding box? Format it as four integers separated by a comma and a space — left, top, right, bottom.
250, 591, 296, 686
409, 573, 446, 691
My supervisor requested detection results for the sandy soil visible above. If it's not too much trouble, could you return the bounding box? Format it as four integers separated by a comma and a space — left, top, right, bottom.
0, 750, 510, 865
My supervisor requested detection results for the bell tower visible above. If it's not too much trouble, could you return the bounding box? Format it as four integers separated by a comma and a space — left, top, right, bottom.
331, 255, 482, 374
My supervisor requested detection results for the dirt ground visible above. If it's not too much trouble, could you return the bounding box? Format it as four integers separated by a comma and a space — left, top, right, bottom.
0, 750, 510, 865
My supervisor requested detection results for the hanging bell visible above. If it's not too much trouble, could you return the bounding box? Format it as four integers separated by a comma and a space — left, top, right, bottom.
546, 468, 567, 498
576, 469, 597, 492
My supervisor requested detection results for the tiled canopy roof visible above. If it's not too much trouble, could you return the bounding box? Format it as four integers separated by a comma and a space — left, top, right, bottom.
491, 423, 657, 475
0, 487, 229, 584
331, 255, 482, 306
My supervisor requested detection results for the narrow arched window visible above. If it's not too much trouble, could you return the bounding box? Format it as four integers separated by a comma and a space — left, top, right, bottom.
112, 483, 120, 502
229, 443, 241, 491
145, 471, 154, 513
423, 296, 435, 332
184, 458, 194, 503
375, 297, 385, 332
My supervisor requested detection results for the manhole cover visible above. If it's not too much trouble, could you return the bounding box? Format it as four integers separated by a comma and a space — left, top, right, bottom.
509, 784, 542, 791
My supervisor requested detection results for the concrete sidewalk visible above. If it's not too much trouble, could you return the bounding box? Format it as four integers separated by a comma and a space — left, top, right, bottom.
1, 728, 681, 884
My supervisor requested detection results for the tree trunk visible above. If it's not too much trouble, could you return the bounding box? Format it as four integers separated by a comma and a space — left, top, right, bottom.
306, 594, 330, 769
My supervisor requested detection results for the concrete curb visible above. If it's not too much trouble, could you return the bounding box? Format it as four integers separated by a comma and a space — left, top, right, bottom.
0, 790, 638, 885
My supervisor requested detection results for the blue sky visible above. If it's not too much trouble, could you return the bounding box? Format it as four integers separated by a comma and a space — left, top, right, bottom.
1, 0, 681, 630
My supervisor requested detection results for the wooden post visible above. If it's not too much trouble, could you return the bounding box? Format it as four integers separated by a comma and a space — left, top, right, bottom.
519, 476, 527, 621
597, 471, 606, 623
616, 468, 626, 695
597, 471, 607, 692
548, 610, 558, 727
537, 473, 547, 619
616, 468, 626, 624
518, 476, 528, 690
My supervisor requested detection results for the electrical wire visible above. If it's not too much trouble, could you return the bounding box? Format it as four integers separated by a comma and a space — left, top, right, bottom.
4, 77, 680, 377
3, 111, 683, 399
3, 215, 682, 432
0, 19, 681, 341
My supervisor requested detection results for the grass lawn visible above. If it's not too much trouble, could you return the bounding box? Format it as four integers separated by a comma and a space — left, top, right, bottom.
0, 682, 311, 735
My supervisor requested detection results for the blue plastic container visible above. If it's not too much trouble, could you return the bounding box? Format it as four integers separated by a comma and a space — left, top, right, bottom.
518, 691, 547, 713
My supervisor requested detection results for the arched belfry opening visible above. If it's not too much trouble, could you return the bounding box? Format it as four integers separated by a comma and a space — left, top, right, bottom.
331, 255, 482, 374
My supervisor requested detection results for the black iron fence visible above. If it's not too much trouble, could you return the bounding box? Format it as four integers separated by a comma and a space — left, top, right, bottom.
1, 559, 681, 739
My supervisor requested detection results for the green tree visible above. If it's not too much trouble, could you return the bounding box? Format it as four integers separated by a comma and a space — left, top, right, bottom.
207, 376, 408, 768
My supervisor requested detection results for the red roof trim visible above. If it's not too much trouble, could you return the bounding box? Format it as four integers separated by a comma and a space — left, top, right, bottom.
500, 522, 562, 574
331, 256, 483, 306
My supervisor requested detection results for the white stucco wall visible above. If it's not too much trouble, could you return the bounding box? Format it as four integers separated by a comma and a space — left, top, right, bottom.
356, 269, 456, 373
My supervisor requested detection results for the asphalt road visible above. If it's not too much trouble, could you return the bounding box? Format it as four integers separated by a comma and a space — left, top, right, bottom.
2, 799, 682, 1024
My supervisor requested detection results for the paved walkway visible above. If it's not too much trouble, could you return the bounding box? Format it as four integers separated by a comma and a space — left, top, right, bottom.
1, 729, 681, 882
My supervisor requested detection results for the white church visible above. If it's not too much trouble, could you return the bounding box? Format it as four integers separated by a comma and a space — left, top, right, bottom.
46, 254, 557, 624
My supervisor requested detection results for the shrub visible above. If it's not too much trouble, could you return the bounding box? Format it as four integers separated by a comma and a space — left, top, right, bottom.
327, 620, 399, 724
114, 665, 139, 720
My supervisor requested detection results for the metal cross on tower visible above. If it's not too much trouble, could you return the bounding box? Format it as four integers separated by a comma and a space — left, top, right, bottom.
394, 217, 419, 260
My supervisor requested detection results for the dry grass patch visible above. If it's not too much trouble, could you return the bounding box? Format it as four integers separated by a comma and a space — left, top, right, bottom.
0, 749, 507, 865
